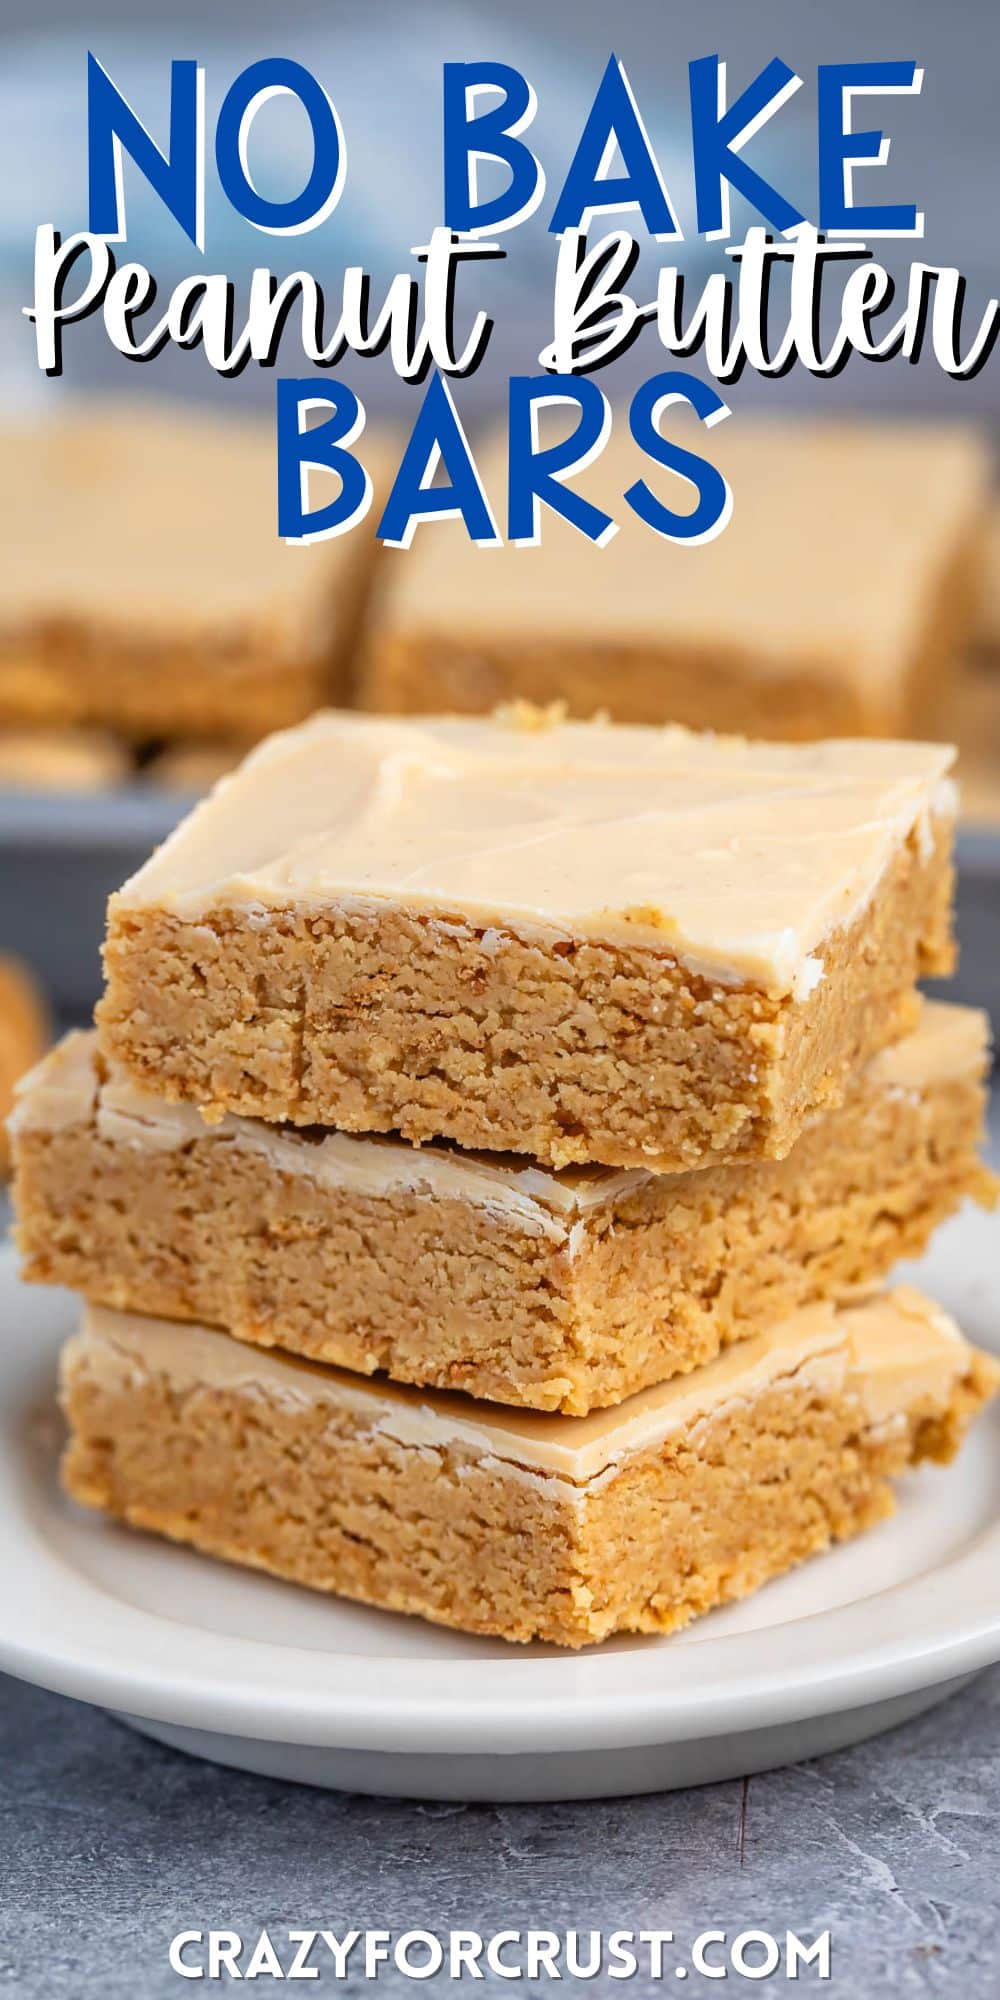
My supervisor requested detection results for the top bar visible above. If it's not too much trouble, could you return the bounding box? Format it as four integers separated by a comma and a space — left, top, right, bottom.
98, 709, 957, 1170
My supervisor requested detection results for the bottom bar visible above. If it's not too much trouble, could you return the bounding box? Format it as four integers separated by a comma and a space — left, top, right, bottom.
60, 1294, 998, 1650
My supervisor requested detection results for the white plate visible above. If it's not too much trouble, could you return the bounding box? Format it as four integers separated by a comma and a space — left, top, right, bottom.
1, 1206, 999, 1803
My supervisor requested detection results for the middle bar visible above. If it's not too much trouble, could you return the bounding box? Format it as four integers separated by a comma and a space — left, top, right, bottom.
11, 1003, 993, 1414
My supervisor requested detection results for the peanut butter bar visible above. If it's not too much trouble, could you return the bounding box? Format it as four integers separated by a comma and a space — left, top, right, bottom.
359, 422, 989, 739
362, 420, 992, 736
0, 405, 383, 742
59, 1291, 999, 1648
98, 710, 957, 1171
14, 1005, 993, 1412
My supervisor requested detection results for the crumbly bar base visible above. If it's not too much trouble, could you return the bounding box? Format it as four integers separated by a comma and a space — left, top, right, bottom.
0, 633, 334, 744
359, 536, 978, 741
15, 1067, 992, 1412
60, 1338, 996, 1647
97, 820, 954, 1171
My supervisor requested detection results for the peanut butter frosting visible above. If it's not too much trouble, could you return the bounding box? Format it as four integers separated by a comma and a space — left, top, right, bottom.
112, 709, 956, 990
379, 421, 989, 697
66, 1289, 983, 1487
13, 1001, 988, 1241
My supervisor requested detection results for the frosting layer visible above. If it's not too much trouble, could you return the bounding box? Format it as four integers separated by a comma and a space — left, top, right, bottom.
13, 1001, 988, 1239
113, 710, 956, 989
71, 1289, 975, 1486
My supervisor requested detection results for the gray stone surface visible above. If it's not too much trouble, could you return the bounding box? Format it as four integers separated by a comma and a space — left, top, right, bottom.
1, 1665, 998, 1998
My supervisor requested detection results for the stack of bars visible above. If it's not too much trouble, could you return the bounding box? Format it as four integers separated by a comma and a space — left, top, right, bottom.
9, 709, 1000, 1648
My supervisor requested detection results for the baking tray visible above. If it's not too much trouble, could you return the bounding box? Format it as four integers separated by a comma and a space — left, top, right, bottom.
0, 788, 997, 1031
